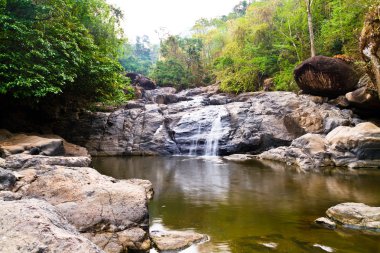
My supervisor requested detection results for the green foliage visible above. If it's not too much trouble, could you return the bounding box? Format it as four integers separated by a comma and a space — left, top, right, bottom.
119, 35, 158, 76
150, 35, 205, 89
0, 0, 129, 103
190, 0, 376, 93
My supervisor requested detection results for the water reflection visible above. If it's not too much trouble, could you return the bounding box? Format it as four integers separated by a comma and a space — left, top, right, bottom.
93, 156, 380, 253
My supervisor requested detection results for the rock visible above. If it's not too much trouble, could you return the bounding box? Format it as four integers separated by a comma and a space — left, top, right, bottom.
223, 154, 256, 162
12, 163, 151, 252
2, 87, 357, 157
0, 167, 17, 190
313, 244, 334, 252
0, 198, 104, 253
150, 230, 208, 252
5, 154, 91, 170
0, 133, 64, 157
259, 133, 331, 171
0, 190, 22, 200
294, 56, 359, 98
345, 87, 380, 115
260, 242, 278, 249
326, 203, 380, 231
326, 122, 380, 167
315, 217, 337, 229
138, 76, 156, 90
259, 122, 380, 170
126, 178, 154, 200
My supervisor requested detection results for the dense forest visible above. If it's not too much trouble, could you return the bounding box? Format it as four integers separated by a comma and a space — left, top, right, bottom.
1, 0, 379, 104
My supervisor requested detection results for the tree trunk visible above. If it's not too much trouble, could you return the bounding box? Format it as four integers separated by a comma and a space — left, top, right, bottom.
305, 0, 316, 57
360, 6, 380, 99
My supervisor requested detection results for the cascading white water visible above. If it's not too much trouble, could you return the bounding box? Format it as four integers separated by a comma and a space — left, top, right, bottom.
204, 113, 223, 156
188, 123, 202, 156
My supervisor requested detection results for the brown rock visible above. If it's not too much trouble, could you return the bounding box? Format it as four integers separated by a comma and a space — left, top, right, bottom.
294, 56, 359, 98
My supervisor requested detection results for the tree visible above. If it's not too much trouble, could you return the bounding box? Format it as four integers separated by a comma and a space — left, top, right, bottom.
305, 0, 316, 57
0, 0, 128, 103
360, 5, 380, 98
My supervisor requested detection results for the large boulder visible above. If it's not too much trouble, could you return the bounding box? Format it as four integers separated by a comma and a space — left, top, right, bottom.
326, 203, 380, 231
126, 73, 157, 90
0, 198, 104, 253
294, 56, 359, 98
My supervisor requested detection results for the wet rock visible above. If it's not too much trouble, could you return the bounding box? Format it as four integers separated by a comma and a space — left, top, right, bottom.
223, 154, 256, 162
0, 133, 64, 157
326, 203, 380, 231
38, 88, 357, 156
294, 56, 359, 98
11, 163, 151, 252
150, 230, 208, 252
313, 244, 334, 252
315, 217, 337, 229
0, 198, 104, 253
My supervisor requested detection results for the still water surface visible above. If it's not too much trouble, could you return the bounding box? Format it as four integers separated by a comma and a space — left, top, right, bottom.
92, 156, 380, 253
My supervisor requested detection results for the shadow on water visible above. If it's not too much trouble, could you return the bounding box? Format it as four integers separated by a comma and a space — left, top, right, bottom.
92, 156, 380, 253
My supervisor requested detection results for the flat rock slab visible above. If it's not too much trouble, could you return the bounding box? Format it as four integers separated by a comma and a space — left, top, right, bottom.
0, 133, 64, 157
0, 199, 104, 253
150, 230, 208, 252
326, 203, 380, 231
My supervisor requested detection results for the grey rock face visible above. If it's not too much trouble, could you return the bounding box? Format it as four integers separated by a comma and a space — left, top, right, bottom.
326, 203, 380, 231
0, 199, 104, 253
53, 88, 357, 156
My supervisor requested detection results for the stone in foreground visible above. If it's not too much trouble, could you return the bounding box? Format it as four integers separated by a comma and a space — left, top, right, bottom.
315, 217, 337, 229
0, 199, 104, 253
326, 203, 380, 231
150, 230, 208, 252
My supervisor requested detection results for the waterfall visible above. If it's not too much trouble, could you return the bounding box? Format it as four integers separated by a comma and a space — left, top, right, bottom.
204, 113, 223, 156
188, 123, 202, 156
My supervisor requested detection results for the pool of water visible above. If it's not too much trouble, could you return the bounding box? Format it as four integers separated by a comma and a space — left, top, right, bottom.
92, 156, 380, 253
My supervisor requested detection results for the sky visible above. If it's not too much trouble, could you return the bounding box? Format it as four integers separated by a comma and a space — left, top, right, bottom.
106, 0, 243, 43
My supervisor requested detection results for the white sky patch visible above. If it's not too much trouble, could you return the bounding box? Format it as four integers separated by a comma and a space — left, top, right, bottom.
107, 0, 243, 43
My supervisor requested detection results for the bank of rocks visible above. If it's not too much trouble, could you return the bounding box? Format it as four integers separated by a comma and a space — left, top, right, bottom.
43, 87, 359, 157
258, 122, 380, 170
0, 145, 153, 253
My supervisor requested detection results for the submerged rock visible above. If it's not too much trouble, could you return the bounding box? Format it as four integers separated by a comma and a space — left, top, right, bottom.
315, 217, 337, 229
150, 230, 208, 252
0, 199, 104, 253
326, 203, 380, 231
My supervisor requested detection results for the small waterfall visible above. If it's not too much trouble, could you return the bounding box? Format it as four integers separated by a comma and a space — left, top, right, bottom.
204, 113, 223, 156
188, 123, 202, 156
